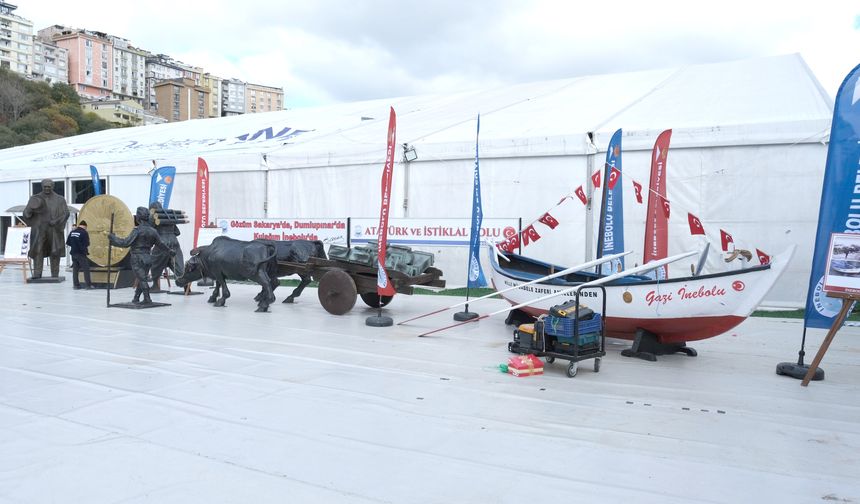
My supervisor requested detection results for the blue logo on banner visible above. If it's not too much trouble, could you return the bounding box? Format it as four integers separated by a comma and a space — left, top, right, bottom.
149, 166, 177, 208
90, 165, 101, 196
804, 63, 860, 329
467, 114, 488, 288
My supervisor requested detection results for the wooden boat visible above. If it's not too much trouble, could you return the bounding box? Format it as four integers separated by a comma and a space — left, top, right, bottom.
489, 245, 795, 347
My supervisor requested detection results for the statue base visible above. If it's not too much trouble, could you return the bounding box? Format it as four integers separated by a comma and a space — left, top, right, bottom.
27, 276, 65, 283
109, 301, 171, 309
168, 290, 204, 296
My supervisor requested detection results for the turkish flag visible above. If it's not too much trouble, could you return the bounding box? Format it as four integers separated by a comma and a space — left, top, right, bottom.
574, 185, 588, 205
521, 225, 541, 246
632, 180, 643, 203
687, 213, 705, 235
659, 196, 670, 218
756, 248, 771, 265
591, 170, 601, 188
608, 166, 621, 190
504, 233, 521, 253
720, 229, 734, 252
538, 212, 559, 229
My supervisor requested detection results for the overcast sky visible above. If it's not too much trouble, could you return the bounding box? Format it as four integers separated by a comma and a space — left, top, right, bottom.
21, 1, 860, 108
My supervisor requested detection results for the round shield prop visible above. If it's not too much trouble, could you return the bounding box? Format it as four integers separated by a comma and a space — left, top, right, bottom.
78, 195, 134, 266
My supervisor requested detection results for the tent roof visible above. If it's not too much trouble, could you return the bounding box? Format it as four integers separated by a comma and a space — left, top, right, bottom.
0, 53, 833, 181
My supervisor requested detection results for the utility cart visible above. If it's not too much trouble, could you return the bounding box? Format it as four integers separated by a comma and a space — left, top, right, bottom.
507, 285, 607, 377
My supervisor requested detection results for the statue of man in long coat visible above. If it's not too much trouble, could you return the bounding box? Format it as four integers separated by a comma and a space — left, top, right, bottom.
23, 178, 69, 278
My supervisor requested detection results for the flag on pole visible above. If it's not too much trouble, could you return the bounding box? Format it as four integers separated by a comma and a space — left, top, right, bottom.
643, 129, 672, 279
193, 157, 210, 248
596, 129, 625, 274
149, 165, 177, 208
375, 107, 397, 297
467, 114, 488, 288
804, 63, 860, 328
90, 165, 102, 196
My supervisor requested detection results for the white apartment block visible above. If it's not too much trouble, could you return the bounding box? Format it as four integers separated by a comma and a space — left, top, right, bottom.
221, 78, 245, 116
110, 36, 146, 104
0, 1, 32, 76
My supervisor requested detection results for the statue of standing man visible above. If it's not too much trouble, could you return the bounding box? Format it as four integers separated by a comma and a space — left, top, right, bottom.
23, 178, 69, 279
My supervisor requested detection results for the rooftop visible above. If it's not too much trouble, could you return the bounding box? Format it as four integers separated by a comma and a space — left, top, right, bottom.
1, 271, 857, 503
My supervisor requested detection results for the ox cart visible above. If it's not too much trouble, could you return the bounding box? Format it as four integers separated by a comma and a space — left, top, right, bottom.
276, 243, 445, 315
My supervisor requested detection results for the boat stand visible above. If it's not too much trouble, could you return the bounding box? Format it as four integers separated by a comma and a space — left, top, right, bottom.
620, 328, 698, 362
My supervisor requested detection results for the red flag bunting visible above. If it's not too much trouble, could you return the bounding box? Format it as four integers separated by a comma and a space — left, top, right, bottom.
591, 170, 601, 188
756, 248, 771, 265
660, 196, 671, 218
574, 186, 588, 205
720, 229, 734, 252
538, 212, 559, 229
632, 180, 643, 203
608, 166, 621, 190
687, 213, 705, 235
521, 225, 541, 246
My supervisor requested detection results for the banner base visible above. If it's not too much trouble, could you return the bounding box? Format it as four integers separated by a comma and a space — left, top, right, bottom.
366, 314, 393, 327
777, 362, 824, 381
453, 311, 479, 321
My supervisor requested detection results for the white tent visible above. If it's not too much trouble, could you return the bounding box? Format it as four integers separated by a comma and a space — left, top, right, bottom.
0, 53, 833, 307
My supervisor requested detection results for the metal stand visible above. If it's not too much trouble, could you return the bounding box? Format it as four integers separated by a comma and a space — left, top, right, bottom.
776, 326, 825, 381
366, 305, 393, 327
453, 286, 479, 321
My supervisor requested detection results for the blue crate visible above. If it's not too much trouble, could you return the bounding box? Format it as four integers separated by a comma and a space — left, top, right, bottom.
545, 314, 602, 345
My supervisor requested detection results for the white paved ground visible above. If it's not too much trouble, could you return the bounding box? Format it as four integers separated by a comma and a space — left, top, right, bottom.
0, 272, 858, 503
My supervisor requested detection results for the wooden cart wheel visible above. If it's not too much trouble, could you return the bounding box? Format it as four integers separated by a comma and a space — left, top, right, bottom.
317, 269, 357, 315
545, 356, 555, 364
593, 358, 601, 373
359, 291, 394, 308
566, 361, 578, 378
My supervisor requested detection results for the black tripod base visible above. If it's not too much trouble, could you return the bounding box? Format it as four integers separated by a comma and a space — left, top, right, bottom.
366, 315, 393, 327
453, 311, 479, 322
776, 362, 824, 381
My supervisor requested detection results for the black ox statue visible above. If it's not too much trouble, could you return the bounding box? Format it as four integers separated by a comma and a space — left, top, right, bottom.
176, 236, 278, 312
255, 239, 327, 304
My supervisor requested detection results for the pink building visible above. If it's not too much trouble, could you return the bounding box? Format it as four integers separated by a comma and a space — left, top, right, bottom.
45, 26, 112, 99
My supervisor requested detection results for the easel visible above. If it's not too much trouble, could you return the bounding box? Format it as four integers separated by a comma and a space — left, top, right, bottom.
0, 258, 30, 281
801, 291, 857, 386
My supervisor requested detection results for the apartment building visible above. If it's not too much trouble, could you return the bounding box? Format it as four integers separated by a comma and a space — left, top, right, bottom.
245, 82, 283, 114
81, 98, 144, 126
145, 53, 202, 111
110, 36, 146, 104
32, 35, 67, 84
201, 72, 222, 118
0, 1, 33, 76
221, 78, 245, 116
153, 77, 209, 122
48, 26, 113, 99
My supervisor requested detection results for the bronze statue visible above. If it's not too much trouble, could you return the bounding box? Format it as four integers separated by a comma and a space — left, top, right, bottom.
22, 178, 70, 279
148, 201, 185, 289
108, 207, 173, 304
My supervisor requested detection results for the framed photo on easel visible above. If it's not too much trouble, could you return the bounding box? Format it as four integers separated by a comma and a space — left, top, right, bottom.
823, 232, 860, 294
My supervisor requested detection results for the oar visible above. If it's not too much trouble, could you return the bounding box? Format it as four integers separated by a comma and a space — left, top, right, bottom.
397, 250, 632, 326
418, 250, 699, 337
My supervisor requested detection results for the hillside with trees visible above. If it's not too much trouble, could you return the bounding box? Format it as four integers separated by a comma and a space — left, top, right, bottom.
0, 68, 117, 149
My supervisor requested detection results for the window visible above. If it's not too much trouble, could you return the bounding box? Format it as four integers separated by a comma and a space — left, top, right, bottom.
71, 178, 105, 204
